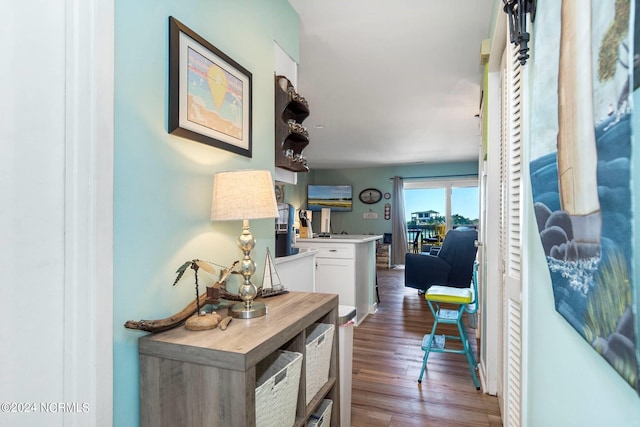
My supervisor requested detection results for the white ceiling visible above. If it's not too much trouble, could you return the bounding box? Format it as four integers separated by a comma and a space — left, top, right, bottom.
288, 0, 495, 169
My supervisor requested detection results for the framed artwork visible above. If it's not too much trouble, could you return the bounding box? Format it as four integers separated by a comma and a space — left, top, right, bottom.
274, 184, 284, 203
168, 16, 252, 157
529, 2, 638, 394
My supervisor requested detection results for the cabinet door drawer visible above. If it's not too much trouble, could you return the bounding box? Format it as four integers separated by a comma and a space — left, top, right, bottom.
315, 258, 356, 306
296, 243, 354, 259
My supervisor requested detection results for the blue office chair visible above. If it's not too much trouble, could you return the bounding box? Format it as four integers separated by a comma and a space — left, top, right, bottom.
418, 261, 480, 389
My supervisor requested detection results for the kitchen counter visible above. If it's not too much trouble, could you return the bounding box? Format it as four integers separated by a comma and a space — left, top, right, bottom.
297, 234, 382, 244
295, 235, 382, 325
274, 247, 318, 264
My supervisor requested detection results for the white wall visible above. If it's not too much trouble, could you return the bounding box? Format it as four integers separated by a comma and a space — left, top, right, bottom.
0, 2, 113, 426
1, 6, 66, 425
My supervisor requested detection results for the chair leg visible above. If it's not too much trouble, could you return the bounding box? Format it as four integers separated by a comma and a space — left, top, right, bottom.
457, 318, 480, 390
418, 337, 434, 383
375, 272, 380, 303
419, 299, 479, 389
465, 350, 480, 390
418, 347, 429, 383
418, 311, 440, 383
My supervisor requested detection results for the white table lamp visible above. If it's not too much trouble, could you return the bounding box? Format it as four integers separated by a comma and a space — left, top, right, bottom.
211, 170, 278, 318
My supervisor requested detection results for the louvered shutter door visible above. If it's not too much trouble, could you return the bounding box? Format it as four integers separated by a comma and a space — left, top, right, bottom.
503, 39, 524, 427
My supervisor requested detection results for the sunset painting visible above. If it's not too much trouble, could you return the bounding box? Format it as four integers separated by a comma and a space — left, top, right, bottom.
187, 47, 243, 141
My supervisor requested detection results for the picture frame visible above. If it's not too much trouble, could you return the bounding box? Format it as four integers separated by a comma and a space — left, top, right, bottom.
274, 184, 285, 203
168, 16, 252, 157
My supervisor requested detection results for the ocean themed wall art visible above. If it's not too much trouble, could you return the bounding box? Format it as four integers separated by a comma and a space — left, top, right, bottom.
168, 16, 252, 157
530, 0, 638, 393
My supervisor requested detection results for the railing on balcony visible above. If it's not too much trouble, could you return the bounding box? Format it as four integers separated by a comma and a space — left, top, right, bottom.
407, 224, 442, 253
407, 223, 477, 253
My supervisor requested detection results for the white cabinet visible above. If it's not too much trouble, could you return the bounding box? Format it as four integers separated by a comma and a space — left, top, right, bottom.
274, 249, 317, 293
295, 235, 381, 326
315, 257, 355, 304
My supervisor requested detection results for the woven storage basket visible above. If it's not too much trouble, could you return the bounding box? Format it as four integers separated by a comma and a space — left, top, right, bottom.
255, 350, 303, 427
306, 399, 333, 427
305, 323, 335, 405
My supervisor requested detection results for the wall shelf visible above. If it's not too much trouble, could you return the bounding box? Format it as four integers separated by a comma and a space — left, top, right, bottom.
276, 75, 310, 172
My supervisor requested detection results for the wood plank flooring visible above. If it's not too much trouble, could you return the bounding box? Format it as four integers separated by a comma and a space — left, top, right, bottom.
349, 267, 502, 427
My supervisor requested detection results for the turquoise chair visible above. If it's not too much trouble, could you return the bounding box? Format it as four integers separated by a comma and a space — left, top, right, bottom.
418, 261, 480, 389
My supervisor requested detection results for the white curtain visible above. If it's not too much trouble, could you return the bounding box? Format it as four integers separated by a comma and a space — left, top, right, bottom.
391, 176, 408, 265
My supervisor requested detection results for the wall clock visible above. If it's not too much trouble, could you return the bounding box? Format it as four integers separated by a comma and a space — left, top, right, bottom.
359, 188, 382, 204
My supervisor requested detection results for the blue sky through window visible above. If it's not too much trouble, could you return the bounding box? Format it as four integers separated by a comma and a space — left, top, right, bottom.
405, 187, 478, 222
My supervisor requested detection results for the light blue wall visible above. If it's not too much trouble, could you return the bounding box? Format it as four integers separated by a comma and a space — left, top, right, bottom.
282, 170, 314, 208
307, 162, 478, 235
113, 1, 299, 426
525, 202, 640, 427
520, 0, 640, 425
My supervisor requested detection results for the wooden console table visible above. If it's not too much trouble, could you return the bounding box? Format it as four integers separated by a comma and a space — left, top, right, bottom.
138, 292, 339, 427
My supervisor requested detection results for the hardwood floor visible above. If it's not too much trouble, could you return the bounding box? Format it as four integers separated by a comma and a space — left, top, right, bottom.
349, 267, 502, 427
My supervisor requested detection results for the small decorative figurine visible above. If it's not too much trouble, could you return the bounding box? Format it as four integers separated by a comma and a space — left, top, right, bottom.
259, 248, 288, 298
172, 259, 222, 331
124, 260, 238, 332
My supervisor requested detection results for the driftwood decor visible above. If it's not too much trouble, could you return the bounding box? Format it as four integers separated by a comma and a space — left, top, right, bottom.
124, 292, 213, 333
124, 260, 238, 332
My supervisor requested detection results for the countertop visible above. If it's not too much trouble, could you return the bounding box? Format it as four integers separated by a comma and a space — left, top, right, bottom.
139, 291, 338, 369
296, 234, 383, 244
273, 248, 318, 264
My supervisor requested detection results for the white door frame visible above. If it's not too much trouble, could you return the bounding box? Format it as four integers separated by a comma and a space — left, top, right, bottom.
63, 0, 114, 425
482, 9, 529, 425
479, 9, 507, 397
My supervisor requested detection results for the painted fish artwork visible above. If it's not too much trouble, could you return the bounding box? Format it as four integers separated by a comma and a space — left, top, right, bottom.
530, 0, 638, 393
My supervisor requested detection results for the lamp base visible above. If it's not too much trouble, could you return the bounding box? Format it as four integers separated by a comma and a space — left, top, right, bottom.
230, 301, 267, 319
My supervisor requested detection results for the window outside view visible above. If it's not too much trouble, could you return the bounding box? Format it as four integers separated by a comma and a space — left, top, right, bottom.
404, 185, 479, 251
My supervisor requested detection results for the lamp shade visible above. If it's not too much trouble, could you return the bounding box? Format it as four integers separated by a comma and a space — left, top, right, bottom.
210, 170, 279, 221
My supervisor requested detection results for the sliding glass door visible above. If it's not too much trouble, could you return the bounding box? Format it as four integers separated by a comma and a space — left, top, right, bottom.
452, 185, 479, 227
404, 178, 478, 250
